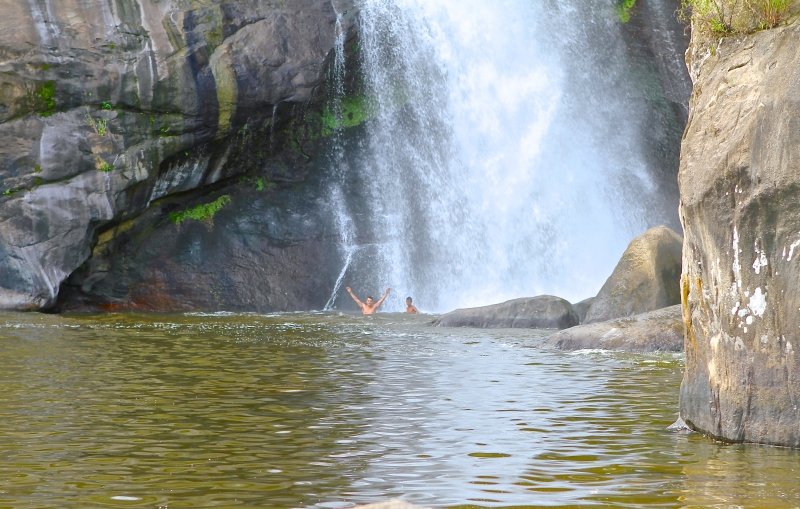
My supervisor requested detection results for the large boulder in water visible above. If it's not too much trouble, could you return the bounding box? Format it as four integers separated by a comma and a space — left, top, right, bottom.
584, 226, 682, 323
544, 305, 683, 352
434, 296, 579, 329
679, 21, 800, 447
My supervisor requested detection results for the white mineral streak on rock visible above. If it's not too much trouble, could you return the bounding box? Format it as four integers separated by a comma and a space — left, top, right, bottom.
787, 238, 800, 261
749, 287, 767, 317
753, 239, 768, 274
732, 226, 742, 289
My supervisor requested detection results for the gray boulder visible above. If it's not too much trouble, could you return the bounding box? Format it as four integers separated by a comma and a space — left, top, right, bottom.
544, 305, 683, 353
572, 296, 595, 324
434, 296, 579, 329
584, 225, 682, 323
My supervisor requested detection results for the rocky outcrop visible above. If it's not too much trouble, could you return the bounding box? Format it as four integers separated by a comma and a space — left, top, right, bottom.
544, 305, 683, 352
679, 20, 800, 447
584, 226, 683, 323
434, 296, 579, 329
0, 0, 355, 310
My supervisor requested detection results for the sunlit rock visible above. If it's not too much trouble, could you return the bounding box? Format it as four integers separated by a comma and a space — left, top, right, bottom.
544, 305, 683, 352
583, 226, 683, 324
679, 20, 800, 447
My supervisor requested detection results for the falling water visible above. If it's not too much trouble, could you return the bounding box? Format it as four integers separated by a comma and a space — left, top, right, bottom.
324, 11, 359, 311
329, 0, 678, 312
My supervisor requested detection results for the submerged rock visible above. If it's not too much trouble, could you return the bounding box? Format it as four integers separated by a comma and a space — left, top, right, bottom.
543, 305, 683, 352
584, 226, 683, 324
679, 20, 800, 447
434, 296, 579, 329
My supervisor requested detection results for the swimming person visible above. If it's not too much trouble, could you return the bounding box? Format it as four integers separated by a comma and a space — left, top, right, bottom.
405, 296, 418, 314
346, 287, 391, 315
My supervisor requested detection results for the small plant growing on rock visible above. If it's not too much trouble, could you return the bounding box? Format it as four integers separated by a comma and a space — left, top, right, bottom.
617, 0, 638, 22
97, 161, 113, 173
169, 195, 232, 226
86, 114, 108, 136
752, 0, 791, 28
35, 81, 57, 116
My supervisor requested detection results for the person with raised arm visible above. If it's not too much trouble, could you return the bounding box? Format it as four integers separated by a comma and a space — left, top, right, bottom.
346, 287, 391, 315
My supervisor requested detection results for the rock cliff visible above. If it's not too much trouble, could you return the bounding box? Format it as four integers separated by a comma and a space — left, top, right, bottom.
0, 0, 354, 310
679, 19, 800, 446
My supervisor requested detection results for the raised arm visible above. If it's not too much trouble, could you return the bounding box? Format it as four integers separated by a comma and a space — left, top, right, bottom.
346, 287, 364, 308
374, 288, 392, 309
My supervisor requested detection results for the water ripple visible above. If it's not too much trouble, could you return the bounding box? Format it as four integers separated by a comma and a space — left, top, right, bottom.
0, 312, 798, 507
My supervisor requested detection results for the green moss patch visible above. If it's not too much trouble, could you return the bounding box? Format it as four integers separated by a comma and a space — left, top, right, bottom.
617, 0, 637, 22
36, 81, 57, 116
170, 195, 231, 225
321, 95, 372, 136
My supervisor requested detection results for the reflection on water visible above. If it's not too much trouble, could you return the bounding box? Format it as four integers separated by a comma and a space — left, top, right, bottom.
0, 312, 798, 508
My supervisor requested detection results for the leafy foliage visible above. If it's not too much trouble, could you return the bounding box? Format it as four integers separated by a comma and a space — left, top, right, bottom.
170, 195, 232, 225
36, 81, 57, 116
617, 0, 638, 22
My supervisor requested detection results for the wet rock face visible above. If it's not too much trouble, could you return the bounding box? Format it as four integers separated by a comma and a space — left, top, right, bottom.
619, 0, 692, 230
59, 174, 343, 312
679, 22, 800, 447
0, 0, 354, 310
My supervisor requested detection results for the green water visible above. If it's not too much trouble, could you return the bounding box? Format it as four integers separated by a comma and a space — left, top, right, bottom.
0, 311, 798, 508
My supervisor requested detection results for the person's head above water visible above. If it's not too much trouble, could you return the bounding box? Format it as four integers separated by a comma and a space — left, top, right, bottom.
406, 297, 413, 304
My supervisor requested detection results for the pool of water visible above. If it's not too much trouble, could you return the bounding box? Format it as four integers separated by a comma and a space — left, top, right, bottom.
0, 311, 798, 508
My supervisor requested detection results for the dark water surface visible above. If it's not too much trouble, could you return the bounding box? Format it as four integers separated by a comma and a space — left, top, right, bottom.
1, 312, 798, 508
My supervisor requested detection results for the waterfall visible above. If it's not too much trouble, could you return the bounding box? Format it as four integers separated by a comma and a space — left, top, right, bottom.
324, 11, 359, 311
327, 0, 678, 313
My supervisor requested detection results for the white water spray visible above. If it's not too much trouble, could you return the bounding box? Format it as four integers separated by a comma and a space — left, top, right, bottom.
324, 11, 360, 311
329, 0, 676, 312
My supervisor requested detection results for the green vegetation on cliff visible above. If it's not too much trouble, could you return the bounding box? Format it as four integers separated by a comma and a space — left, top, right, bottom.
321, 95, 371, 136
35, 81, 57, 116
617, 0, 638, 22
170, 195, 231, 225
681, 0, 794, 34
